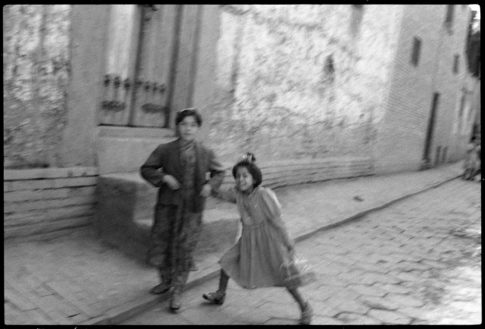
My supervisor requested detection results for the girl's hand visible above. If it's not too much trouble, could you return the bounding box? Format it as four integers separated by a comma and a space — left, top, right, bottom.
200, 184, 212, 197
287, 242, 295, 258
163, 175, 181, 190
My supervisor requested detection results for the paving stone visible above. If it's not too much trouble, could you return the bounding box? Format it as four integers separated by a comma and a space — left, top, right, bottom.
155, 305, 199, 324
336, 270, 367, 283
263, 317, 296, 325
310, 299, 342, 318
312, 315, 345, 325
368, 309, 413, 324
358, 295, 400, 311
125, 310, 194, 325
231, 310, 271, 325
7, 279, 77, 324
254, 301, 299, 319
395, 260, 430, 272
24, 309, 57, 325
389, 271, 423, 283
331, 248, 352, 256
37, 295, 78, 324
452, 287, 481, 302
385, 293, 425, 308
361, 254, 391, 265
397, 306, 428, 320
360, 272, 402, 285
4, 285, 38, 311
335, 311, 383, 324
177, 305, 237, 325
332, 288, 362, 303
314, 274, 348, 287
46, 283, 99, 318
307, 284, 343, 302
347, 284, 387, 297
334, 299, 370, 315
357, 262, 391, 274
4, 302, 30, 325
320, 263, 350, 276
225, 306, 273, 324
251, 291, 293, 307
20, 273, 47, 291
419, 259, 451, 270
32, 283, 55, 297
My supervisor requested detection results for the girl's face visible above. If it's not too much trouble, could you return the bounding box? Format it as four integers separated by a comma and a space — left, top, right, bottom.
178, 115, 199, 141
235, 166, 254, 192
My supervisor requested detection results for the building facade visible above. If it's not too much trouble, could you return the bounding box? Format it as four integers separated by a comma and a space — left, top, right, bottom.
373, 4, 479, 173
3, 5, 479, 237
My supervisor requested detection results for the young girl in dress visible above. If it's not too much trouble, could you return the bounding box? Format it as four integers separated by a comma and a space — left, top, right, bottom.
203, 153, 313, 325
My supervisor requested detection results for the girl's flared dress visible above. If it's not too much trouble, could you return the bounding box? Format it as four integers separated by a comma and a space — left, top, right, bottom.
218, 186, 294, 289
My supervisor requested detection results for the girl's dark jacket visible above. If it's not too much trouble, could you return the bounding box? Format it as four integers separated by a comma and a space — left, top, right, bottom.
140, 139, 225, 213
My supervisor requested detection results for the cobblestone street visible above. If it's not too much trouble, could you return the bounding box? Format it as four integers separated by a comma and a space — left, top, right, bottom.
4, 3, 481, 327
123, 178, 481, 325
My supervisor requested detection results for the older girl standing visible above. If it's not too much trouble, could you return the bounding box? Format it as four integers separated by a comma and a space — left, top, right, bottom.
140, 108, 225, 312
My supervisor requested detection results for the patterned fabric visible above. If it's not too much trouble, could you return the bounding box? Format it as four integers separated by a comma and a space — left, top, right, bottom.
149, 204, 202, 290
147, 139, 203, 291
140, 139, 225, 212
180, 139, 196, 204
217, 186, 300, 289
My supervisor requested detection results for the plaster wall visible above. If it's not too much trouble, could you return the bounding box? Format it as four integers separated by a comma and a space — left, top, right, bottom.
3, 5, 71, 168
207, 5, 401, 164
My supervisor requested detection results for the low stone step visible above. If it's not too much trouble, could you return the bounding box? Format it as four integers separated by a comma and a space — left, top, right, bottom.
133, 208, 241, 258
96, 208, 240, 266
93, 156, 373, 264
94, 172, 241, 264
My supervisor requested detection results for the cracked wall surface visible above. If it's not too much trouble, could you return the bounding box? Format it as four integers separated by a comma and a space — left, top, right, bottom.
4, 5, 474, 172
207, 5, 401, 163
3, 5, 71, 168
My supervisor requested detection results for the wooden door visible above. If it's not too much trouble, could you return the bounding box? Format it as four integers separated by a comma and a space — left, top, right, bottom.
99, 5, 141, 126
129, 5, 180, 128
99, 5, 181, 128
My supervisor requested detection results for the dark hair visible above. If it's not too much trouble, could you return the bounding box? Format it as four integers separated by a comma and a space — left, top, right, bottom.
175, 108, 202, 126
232, 152, 262, 188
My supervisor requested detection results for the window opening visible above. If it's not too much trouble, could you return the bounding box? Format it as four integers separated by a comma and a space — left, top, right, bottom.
411, 37, 421, 66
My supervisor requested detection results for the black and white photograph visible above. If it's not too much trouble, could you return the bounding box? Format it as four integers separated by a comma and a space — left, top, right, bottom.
4, 4, 481, 325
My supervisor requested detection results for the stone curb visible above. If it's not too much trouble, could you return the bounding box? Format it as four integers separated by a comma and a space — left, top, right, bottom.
4, 167, 98, 181
81, 173, 461, 325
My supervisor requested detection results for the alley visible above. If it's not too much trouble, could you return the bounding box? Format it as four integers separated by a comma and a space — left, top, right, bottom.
123, 178, 481, 325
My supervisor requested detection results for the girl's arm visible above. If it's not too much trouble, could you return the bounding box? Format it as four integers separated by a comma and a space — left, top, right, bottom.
212, 186, 237, 204
206, 149, 226, 191
260, 189, 294, 250
140, 145, 166, 187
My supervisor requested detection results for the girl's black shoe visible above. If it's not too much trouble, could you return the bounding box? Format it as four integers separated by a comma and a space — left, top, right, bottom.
299, 302, 313, 325
202, 291, 226, 305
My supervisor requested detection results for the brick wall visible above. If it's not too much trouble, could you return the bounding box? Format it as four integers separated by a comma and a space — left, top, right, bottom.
374, 5, 475, 173
4, 167, 98, 239
449, 73, 480, 162
430, 5, 473, 166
